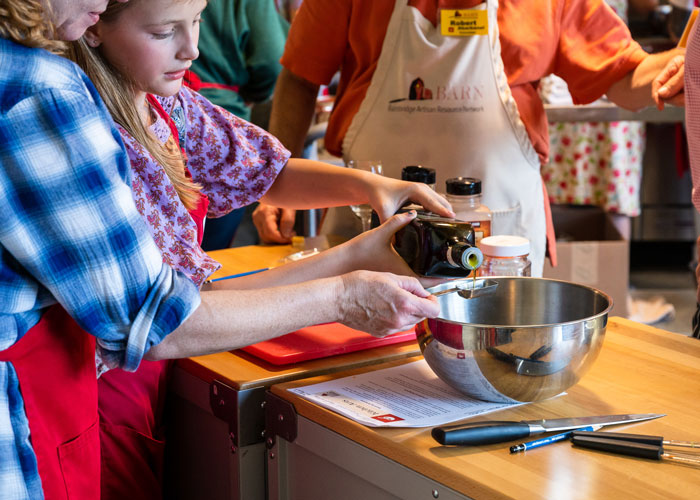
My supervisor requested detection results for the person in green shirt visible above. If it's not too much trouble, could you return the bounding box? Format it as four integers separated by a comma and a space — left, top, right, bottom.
189, 0, 289, 249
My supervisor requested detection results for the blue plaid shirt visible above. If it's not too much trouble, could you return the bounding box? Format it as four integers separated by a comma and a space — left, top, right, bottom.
0, 39, 201, 498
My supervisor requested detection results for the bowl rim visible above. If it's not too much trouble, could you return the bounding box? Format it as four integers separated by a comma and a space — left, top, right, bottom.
427, 276, 614, 329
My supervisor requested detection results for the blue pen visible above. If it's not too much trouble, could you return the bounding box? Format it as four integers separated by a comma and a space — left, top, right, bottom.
203, 267, 269, 284
509, 425, 599, 453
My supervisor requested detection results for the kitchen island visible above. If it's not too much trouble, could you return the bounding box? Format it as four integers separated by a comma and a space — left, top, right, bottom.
165, 245, 700, 499
266, 317, 700, 499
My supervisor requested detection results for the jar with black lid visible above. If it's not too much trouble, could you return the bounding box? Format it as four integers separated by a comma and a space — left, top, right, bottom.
372, 165, 438, 228
401, 165, 436, 190
445, 177, 491, 246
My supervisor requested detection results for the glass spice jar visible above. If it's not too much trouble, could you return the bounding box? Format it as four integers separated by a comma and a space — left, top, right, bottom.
479, 235, 531, 277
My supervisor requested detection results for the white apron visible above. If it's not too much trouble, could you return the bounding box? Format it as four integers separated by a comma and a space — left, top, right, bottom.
329, 0, 546, 275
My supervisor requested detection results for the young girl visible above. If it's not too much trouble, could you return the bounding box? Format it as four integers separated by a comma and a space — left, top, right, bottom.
68, 0, 452, 497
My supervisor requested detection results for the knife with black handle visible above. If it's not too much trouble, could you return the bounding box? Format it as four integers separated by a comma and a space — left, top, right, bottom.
431, 413, 664, 446
432, 421, 535, 446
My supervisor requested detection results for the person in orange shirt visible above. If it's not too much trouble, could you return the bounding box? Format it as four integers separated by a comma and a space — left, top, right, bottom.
256, 0, 684, 277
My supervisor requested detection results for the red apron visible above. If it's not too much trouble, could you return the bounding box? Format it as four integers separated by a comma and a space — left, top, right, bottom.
99, 95, 209, 500
98, 360, 172, 500
0, 305, 99, 499
146, 93, 210, 242
184, 69, 240, 93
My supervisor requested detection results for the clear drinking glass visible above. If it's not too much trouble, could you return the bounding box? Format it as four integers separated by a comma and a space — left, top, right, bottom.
347, 160, 383, 232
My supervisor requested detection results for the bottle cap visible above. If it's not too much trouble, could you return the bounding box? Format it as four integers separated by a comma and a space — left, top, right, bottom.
446, 177, 481, 195
402, 165, 436, 184
480, 235, 530, 257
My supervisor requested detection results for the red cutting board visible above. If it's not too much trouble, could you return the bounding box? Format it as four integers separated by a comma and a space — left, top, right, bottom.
240, 323, 417, 365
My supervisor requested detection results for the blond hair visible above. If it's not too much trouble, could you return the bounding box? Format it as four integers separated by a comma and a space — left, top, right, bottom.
0, 0, 65, 53
67, 1, 202, 211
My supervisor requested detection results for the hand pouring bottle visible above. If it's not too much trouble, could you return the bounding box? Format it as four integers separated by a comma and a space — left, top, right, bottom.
394, 212, 483, 278
371, 165, 437, 229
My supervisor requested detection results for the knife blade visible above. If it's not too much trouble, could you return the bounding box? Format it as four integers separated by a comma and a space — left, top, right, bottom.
431, 413, 664, 446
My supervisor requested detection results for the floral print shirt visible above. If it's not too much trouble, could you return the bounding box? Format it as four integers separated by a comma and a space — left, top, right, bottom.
119, 87, 290, 286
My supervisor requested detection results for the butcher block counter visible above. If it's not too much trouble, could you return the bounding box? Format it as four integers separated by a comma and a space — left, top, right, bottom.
266, 318, 700, 500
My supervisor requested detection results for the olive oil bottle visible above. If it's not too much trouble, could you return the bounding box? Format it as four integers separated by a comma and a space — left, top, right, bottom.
394, 212, 483, 277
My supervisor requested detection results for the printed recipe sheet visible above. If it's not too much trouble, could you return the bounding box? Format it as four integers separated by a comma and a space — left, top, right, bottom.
290, 359, 524, 427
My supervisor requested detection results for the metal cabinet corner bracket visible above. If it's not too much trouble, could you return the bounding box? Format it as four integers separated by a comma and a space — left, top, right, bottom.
209, 379, 239, 446
264, 390, 298, 447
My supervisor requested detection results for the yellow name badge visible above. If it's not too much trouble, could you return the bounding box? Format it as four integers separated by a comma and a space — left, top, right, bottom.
440, 9, 488, 37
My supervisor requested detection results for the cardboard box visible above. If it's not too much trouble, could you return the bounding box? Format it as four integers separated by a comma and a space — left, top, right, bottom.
543, 205, 629, 317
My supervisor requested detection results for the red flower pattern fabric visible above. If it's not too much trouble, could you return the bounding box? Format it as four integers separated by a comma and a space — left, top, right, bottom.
119, 87, 290, 286
542, 121, 645, 216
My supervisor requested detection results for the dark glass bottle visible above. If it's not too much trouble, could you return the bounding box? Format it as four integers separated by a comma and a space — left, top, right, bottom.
394, 212, 483, 278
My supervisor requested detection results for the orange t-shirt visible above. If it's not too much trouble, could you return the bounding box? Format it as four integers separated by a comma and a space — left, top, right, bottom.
281, 0, 647, 164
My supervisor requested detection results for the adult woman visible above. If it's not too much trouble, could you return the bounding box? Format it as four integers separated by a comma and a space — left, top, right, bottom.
0, 1, 443, 498
0, 1, 199, 498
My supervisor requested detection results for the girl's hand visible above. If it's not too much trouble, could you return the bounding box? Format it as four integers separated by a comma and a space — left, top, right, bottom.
652, 54, 685, 110
367, 176, 454, 222
343, 211, 447, 288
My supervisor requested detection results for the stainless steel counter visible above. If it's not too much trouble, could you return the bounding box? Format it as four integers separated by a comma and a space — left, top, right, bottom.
545, 103, 684, 123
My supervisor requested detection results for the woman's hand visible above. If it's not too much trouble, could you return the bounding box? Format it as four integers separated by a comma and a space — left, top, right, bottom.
366, 175, 454, 222
652, 54, 685, 110
152, 269, 439, 358
337, 270, 440, 337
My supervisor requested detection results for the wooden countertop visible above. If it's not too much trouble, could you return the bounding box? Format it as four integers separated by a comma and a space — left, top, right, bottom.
205, 245, 293, 278
271, 318, 700, 499
176, 245, 420, 390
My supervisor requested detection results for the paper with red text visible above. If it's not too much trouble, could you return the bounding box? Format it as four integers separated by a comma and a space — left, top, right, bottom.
289, 359, 524, 428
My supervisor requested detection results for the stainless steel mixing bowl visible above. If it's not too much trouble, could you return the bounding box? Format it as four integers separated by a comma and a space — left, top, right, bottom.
418, 277, 612, 403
